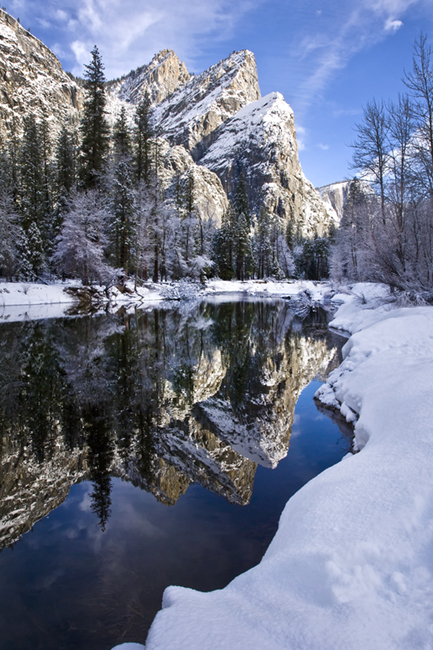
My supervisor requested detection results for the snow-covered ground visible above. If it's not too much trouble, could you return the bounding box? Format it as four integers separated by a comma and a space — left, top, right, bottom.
0, 279, 332, 323
113, 282, 433, 650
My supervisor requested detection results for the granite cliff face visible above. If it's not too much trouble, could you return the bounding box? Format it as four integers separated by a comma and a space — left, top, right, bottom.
111, 49, 336, 235
200, 93, 336, 236
0, 6, 335, 237
0, 9, 82, 135
107, 49, 191, 106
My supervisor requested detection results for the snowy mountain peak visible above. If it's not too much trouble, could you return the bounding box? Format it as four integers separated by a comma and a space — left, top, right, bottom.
107, 49, 191, 106
150, 48, 261, 159
200, 90, 336, 235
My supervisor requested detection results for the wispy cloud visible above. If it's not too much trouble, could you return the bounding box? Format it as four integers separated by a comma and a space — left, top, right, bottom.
289, 0, 430, 117
17, 0, 259, 78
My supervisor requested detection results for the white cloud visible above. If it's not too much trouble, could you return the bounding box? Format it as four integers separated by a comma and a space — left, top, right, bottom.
385, 17, 403, 31
33, 0, 259, 79
71, 40, 90, 68
36, 17, 51, 29
317, 143, 330, 150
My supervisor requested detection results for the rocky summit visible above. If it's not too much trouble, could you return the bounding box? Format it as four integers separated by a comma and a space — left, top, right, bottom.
0, 8, 336, 236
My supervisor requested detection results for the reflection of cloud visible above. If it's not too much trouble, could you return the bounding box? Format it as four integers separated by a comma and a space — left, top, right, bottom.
79, 488, 93, 513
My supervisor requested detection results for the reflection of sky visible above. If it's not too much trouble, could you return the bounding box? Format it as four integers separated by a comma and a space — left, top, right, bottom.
0, 377, 351, 650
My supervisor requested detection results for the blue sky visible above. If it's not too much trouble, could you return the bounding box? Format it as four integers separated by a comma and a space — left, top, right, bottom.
7, 0, 433, 186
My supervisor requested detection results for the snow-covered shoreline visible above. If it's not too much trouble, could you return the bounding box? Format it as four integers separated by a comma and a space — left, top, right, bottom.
120, 283, 433, 650
0, 279, 334, 323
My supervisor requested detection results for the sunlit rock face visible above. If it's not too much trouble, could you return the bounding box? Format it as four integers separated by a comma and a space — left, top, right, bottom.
318, 179, 376, 224
199, 93, 337, 237
0, 9, 82, 134
158, 139, 228, 228
107, 49, 191, 106
149, 50, 261, 160
112, 50, 335, 237
0, 9, 334, 238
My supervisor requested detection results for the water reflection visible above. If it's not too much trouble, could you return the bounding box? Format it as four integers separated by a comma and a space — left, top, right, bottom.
0, 300, 340, 548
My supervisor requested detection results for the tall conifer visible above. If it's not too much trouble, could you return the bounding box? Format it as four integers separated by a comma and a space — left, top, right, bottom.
79, 46, 110, 189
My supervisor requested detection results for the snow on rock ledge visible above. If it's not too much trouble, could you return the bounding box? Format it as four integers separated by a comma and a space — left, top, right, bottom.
200, 92, 337, 237
142, 297, 433, 650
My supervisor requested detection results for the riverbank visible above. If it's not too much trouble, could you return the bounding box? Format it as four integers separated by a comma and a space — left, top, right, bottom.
0, 278, 338, 322
129, 285, 433, 650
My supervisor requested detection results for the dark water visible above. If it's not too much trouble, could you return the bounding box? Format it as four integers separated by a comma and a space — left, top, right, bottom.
0, 300, 349, 650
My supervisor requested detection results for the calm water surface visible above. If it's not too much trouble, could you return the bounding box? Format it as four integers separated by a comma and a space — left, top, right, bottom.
0, 300, 349, 650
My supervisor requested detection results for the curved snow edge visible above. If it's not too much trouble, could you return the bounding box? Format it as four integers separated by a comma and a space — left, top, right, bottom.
141, 297, 433, 650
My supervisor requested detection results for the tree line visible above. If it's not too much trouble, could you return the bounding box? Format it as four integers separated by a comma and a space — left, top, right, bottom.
332, 34, 433, 294
0, 46, 313, 286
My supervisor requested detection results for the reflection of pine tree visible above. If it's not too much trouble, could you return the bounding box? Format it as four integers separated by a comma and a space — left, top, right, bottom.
18, 323, 66, 462
85, 406, 114, 532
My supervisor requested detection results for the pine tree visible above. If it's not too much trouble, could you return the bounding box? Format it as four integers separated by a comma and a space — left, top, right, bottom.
113, 106, 132, 162
213, 202, 235, 279
55, 124, 77, 197
79, 46, 110, 189
19, 115, 44, 231
234, 172, 250, 227
53, 124, 78, 240
0, 187, 21, 279
253, 207, 272, 278
134, 92, 153, 185
109, 108, 135, 274
233, 174, 252, 279
110, 161, 135, 273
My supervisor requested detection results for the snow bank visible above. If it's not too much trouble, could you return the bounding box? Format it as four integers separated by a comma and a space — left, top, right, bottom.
140, 288, 433, 650
0, 281, 165, 322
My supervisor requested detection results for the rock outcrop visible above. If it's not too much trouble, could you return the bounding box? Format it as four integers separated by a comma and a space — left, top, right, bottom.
200, 92, 337, 236
149, 50, 261, 160
0, 9, 82, 135
158, 139, 228, 227
107, 49, 191, 106
111, 50, 335, 235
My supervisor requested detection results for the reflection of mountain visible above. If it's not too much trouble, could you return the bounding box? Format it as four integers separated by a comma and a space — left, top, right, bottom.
0, 439, 86, 549
0, 302, 340, 547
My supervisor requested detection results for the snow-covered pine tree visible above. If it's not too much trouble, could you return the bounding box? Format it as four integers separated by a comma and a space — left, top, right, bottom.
78, 46, 110, 190
253, 207, 272, 278
19, 115, 44, 232
134, 92, 153, 185
109, 108, 136, 274
52, 191, 110, 286
53, 124, 78, 240
0, 187, 22, 279
233, 174, 252, 280
213, 202, 235, 280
